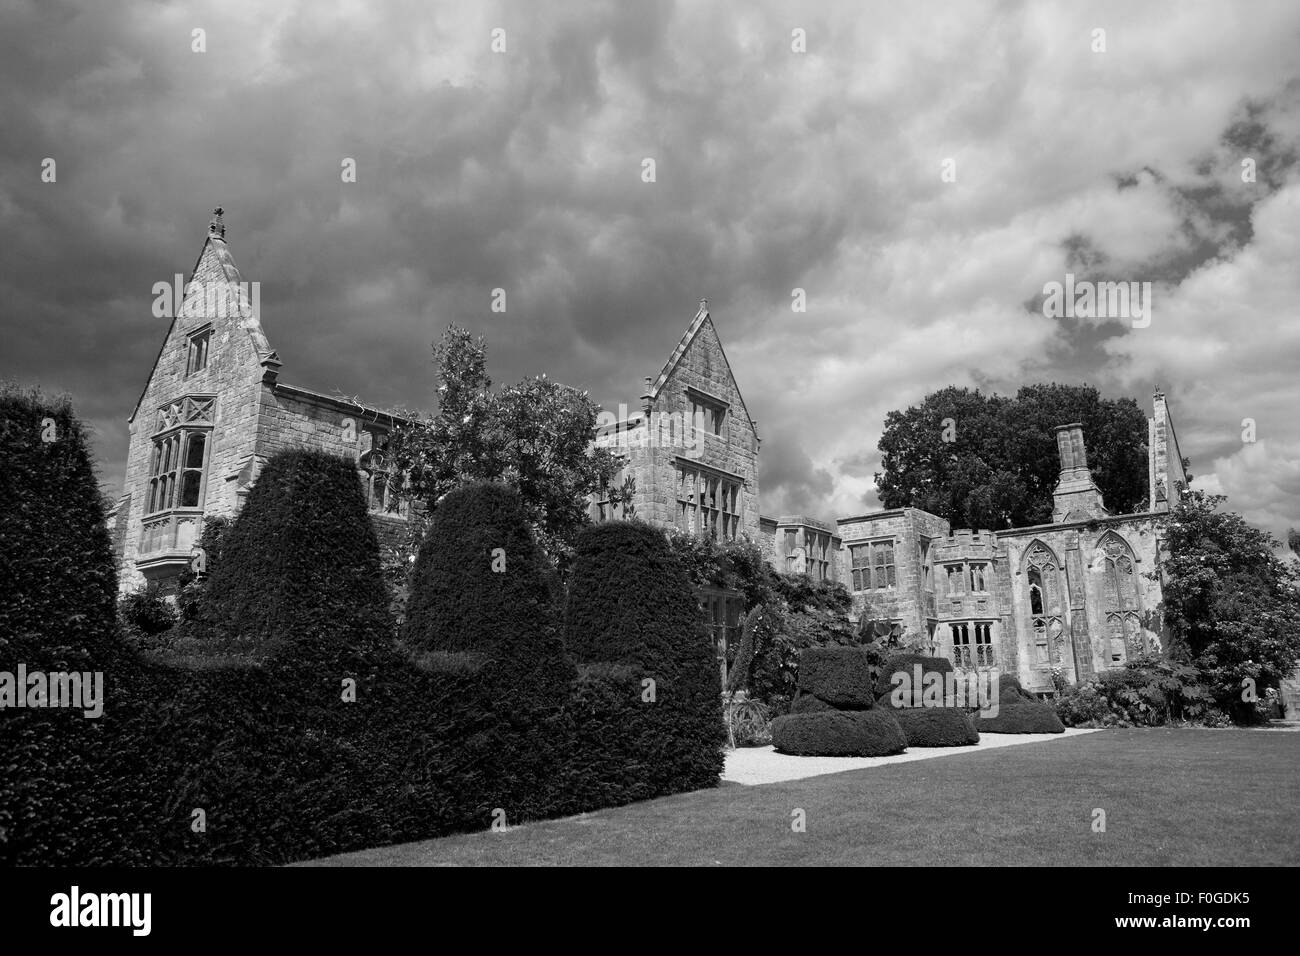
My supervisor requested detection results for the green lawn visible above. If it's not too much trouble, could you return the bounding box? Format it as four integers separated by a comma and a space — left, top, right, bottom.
303, 729, 1300, 866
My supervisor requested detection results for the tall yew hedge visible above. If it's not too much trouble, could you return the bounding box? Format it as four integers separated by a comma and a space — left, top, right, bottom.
563, 520, 725, 793
192, 449, 392, 665
401, 481, 573, 696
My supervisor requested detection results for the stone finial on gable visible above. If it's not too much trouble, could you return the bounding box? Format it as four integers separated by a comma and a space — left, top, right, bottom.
208, 206, 225, 239
698, 297, 708, 315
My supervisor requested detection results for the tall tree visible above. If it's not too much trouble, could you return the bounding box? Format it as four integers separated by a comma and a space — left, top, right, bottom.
389, 325, 619, 562
1161, 491, 1300, 718
875, 383, 1149, 528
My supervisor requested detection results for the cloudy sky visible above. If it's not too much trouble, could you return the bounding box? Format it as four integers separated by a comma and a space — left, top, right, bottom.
2, 0, 1298, 541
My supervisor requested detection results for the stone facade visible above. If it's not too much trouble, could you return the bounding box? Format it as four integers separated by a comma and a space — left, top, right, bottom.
812, 396, 1186, 694
111, 210, 411, 596
592, 299, 761, 545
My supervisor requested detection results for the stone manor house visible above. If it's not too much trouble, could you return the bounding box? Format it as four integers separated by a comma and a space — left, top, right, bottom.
111, 209, 1190, 695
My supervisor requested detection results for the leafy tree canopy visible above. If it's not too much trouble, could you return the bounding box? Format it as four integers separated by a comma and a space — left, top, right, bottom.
389, 325, 620, 563
875, 383, 1149, 528
1161, 490, 1300, 716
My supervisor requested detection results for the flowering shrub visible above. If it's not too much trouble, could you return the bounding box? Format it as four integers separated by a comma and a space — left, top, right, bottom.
1054, 655, 1226, 727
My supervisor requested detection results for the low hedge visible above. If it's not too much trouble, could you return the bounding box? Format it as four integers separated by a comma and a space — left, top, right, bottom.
975, 696, 1066, 734
890, 707, 980, 747
797, 646, 876, 708
0, 645, 728, 866
771, 709, 907, 757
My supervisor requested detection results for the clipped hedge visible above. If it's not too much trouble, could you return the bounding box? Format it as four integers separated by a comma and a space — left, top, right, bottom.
875, 653, 956, 704
797, 646, 876, 708
402, 481, 573, 698
0, 386, 120, 864
976, 696, 1066, 734
565, 521, 711, 677
995, 673, 1038, 702
790, 690, 836, 714
0, 385, 117, 669
0, 399, 726, 865
191, 449, 392, 665
891, 707, 980, 747
562, 520, 724, 790
771, 709, 907, 757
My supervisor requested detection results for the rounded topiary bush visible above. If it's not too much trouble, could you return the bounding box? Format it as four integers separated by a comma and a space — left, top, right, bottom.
976, 696, 1066, 733
797, 646, 876, 708
564, 520, 713, 681
0, 385, 118, 668
402, 481, 573, 701
875, 653, 956, 704
891, 707, 980, 747
995, 673, 1039, 702
193, 449, 392, 664
771, 709, 907, 757
564, 519, 724, 791
790, 690, 836, 714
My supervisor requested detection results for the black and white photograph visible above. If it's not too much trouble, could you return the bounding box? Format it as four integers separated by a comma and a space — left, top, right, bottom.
0, 0, 1296, 933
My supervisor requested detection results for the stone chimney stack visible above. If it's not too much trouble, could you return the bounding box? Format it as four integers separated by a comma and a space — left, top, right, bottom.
1148, 386, 1188, 512
1051, 422, 1109, 522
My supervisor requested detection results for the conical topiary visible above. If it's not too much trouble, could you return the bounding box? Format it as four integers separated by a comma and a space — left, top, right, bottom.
564, 520, 715, 684
0, 384, 117, 668
193, 448, 392, 664
564, 519, 724, 785
402, 481, 573, 694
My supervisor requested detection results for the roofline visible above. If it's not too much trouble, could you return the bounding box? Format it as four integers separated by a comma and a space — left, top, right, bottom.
128, 233, 216, 424
273, 382, 416, 426
647, 301, 760, 440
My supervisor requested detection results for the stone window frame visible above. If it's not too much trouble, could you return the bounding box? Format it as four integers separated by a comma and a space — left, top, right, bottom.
685, 386, 728, 439
358, 430, 410, 519
591, 458, 631, 523
849, 538, 897, 592
1022, 541, 1065, 668
1094, 531, 1144, 662
968, 561, 990, 593
950, 620, 998, 668
675, 460, 743, 542
146, 427, 211, 515
944, 562, 965, 596
700, 586, 745, 689
146, 395, 217, 519
185, 324, 214, 377
801, 528, 831, 581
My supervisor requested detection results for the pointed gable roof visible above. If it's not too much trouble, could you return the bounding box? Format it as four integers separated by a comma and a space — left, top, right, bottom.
128, 208, 281, 423
646, 298, 759, 438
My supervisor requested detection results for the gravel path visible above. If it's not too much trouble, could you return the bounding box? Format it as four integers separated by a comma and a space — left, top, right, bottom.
724, 728, 1102, 786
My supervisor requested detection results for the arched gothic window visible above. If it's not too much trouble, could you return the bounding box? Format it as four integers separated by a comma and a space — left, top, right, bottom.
1097, 533, 1142, 662
1024, 544, 1063, 667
